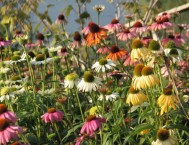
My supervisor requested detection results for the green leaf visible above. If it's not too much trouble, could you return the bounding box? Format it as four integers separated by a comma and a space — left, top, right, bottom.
35, 22, 41, 32
80, 11, 90, 19
63, 5, 73, 18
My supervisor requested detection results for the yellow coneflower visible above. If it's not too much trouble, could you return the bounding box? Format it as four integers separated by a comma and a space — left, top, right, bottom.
131, 39, 150, 62
157, 88, 178, 115
139, 66, 159, 89
152, 128, 177, 145
126, 86, 147, 106
132, 64, 144, 90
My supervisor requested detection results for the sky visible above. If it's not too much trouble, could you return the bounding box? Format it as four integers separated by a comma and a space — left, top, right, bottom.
32, 0, 117, 33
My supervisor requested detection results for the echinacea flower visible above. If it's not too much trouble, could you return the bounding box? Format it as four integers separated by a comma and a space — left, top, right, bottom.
99, 92, 119, 101
41, 108, 63, 123
92, 58, 116, 72
55, 13, 67, 25
157, 88, 178, 115
0, 67, 10, 74
48, 45, 62, 52
0, 37, 11, 47
0, 104, 17, 123
103, 18, 122, 33
0, 118, 23, 145
152, 128, 177, 145
131, 39, 150, 62
93, 5, 105, 13
122, 53, 135, 66
0, 87, 16, 102
64, 73, 79, 89
57, 47, 69, 57
80, 115, 106, 136
30, 54, 53, 65
69, 31, 82, 49
35, 33, 45, 46
96, 46, 109, 54
116, 28, 137, 41
132, 64, 159, 90
126, 86, 147, 106
148, 40, 160, 53
130, 21, 147, 33
85, 22, 107, 46
141, 36, 152, 47
77, 71, 102, 93
106, 45, 127, 61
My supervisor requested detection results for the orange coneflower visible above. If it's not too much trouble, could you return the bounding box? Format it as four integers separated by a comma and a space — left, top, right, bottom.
85, 22, 107, 46
106, 45, 126, 61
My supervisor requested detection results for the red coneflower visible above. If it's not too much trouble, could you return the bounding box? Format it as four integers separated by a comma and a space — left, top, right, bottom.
85, 22, 107, 46
106, 45, 127, 60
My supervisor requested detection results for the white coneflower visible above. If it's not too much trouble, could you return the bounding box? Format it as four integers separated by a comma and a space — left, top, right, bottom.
131, 39, 150, 62
9, 54, 26, 64
48, 45, 62, 52
92, 58, 116, 72
99, 92, 119, 101
64, 73, 79, 89
0, 87, 16, 102
152, 128, 177, 145
77, 71, 102, 93
126, 86, 147, 106
93, 5, 105, 13
38, 88, 55, 95
0, 67, 10, 74
30, 54, 53, 65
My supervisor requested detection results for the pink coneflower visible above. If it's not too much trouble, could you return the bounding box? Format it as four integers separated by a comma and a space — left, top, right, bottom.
0, 118, 23, 145
174, 34, 185, 46
161, 66, 182, 77
35, 33, 45, 46
161, 35, 175, 46
116, 28, 137, 41
81, 25, 90, 35
0, 37, 11, 47
141, 36, 152, 47
0, 104, 17, 123
130, 21, 147, 33
75, 135, 88, 145
96, 46, 109, 54
41, 108, 63, 123
156, 12, 171, 21
55, 14, 67, 25
103, 18, 122, 33
80, 115, 106, 136
25, 42, 36, 48
70, 31, 82, 49
149, 17, 173, 31
177, 59, 189, 72
57, 47, 69, 57
123, 54, 135, 66
176, 80, 189, 93
14, 30, 23, 38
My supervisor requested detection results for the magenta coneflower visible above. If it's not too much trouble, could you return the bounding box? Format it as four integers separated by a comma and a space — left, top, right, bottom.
0, 37, 11, 47
80, 115, 106, 136
161, 35, 175, 46
41, 108, 63, 123
96, 46, 109, 54
130, 21, 147, 33
0, 118, 23, 145
0, 104, 17, 123
149, 17, 173, 31
103, 18, 122, 33
174, 34, 185, 46
116, 28, 137, 41
57, 47, 69, 57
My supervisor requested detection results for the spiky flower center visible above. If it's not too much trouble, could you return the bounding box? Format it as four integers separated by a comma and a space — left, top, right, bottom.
11, 55, 21, 61
36, 54, 45, 61
83, 71, 95, 82
110, 46, 120, 53
148, 40, 160, 51
133, 21, 143, 27
65, 73, 78, 81
0, 104, 7, 114
61, 48, 67, 53
11, 75, 21, 81
86, 115, 96, 122
157, 128, 170, 141
169, 49, 178, 56
132, 39, 143, 49
0, 118, 9, 131
36, 33, 44, 40
134, 64, 144, 77
166, 41, 176, 48
11, 141, 20, 145
58, 14, 65, 20
123, 28, 130, 33
47, 108, 56, 113
88, 22, 100, 33
28, 51, 35, 58
168, 35, 175, 39
128, 86, 139, 94
141, 66, 153, 76
163, 88, 172, 95
74, 32, 81, 41
111, 18, 119, 24
99, 58, 107, 65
